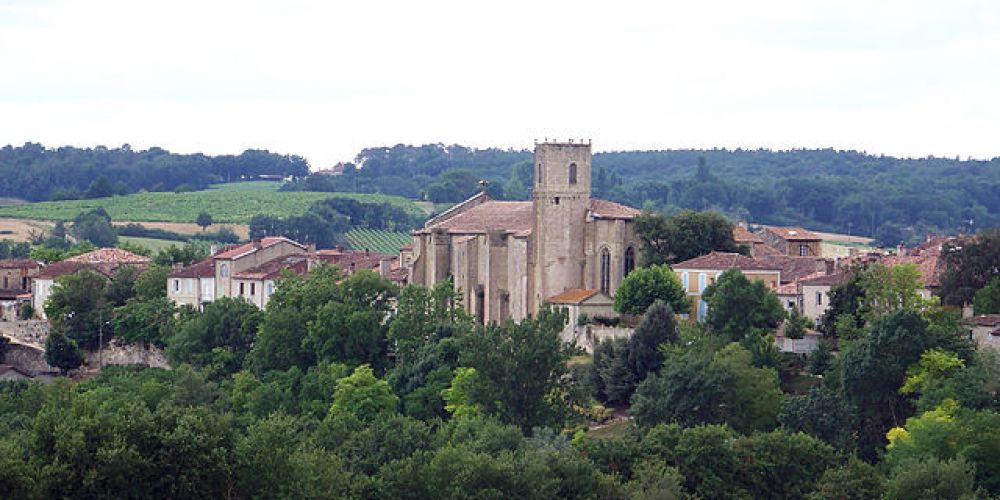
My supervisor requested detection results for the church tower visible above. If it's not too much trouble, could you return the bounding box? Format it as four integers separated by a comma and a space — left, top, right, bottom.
531, 140, 591, 312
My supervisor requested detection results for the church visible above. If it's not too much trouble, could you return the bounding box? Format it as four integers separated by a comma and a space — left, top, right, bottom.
403, 140, 642, 323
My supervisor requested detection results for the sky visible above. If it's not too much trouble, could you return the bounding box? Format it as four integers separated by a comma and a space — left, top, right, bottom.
1, 0, 999, 168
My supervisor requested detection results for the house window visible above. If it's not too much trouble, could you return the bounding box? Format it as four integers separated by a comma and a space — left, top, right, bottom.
600, 248, 611, 294
220, 264, 229, 277
682, 272, 689, 291
239, 282, 245, 295
173, 279, 180, 292
816, 292, 822, 306
699, 273, 708, 292
250, 283, 256, 296
2, 277, 7, 288
799, 243, 809, 256
21, 277, 27, 289
186, 280, 193, 293
624, 247, 636, 277
698, 300, 708, 321
553, 197, 560, 205
569, 163, 577, 184
266, 282, 274, 296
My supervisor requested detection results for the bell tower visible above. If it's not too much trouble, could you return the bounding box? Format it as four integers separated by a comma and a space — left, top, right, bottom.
531, 140, 592, 312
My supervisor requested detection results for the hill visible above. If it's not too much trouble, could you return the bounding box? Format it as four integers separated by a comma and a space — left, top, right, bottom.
0, 182, 426, 224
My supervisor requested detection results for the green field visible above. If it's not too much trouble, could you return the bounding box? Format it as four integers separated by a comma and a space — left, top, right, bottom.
345, 229, 411, 255
0, 182, 426, 224
118, 236, 187, 252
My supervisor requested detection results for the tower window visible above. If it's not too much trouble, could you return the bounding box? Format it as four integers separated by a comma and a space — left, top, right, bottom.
624, 247, 635, 277
537, 163, 543, 185
569, 163, 577, 184
553, 197, 560, 205
600, 248, 611, 295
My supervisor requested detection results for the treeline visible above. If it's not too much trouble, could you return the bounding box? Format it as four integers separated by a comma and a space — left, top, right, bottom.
249, 198, 423, 249
0, 143, 310, 201
288, 144, 1000, 245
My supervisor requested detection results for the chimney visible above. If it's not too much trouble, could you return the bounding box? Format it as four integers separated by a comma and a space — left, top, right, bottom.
379, 258, 392, 278
335, 245, 344, 252
253, 240, 262, 250
209, 244, 218, 256
307, 242, 317, 253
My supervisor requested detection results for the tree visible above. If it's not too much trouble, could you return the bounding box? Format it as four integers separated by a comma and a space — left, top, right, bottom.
702, 269, 785, 343
735, 430, 836, 499
84, 176, 114, 199
167, 297, 262, 378
783, 308, 813, 340
45, 327, 84, 374
614, 264, 690, 315
778, 387, 854, 449
628, 300, 678, 383
328, 364, 399, 421
114, 297, 176, 347
858, 263, 925, 320
806, 456, 884, 500
938, 229, 1000, 306
633, 211, 741, 265
459, 307, 572, 432
44, 267, 111, 349
133, 264, 170, 301
883, 457, 978, 500
593, 337, 635, 405
196, 212, 214, 231
973, 276, 1000, 314
71, 208, 118, 247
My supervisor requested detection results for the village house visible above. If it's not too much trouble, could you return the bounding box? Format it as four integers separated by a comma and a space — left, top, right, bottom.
966, 315, 1000, 353
672, 251, 782, 321
32, 248, 150, 319
404, 141, 642, 324
168, 239, 399, 310
760, 226, 824, 257
798, 272, 851, 323
0, 259, 42, 320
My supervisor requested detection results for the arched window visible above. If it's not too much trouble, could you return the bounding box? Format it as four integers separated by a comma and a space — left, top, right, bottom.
624, 247, 635, 277
600, 248, 611, 295
569, 163, 577, 184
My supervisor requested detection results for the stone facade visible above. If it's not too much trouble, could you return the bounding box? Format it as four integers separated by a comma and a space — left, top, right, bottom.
405, 141, 642, 323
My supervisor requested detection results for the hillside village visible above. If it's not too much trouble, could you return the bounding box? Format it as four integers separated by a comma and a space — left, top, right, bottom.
0, 141, 997, 497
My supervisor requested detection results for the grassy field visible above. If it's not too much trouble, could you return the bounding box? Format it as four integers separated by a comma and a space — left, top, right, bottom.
345, 229, 411, 255
118, 236, 187, 253
0, 182, 426, 224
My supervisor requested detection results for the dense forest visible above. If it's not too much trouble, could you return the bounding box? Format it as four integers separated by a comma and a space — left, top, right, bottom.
284, 144, 1000, 246
0, 144, 309, 202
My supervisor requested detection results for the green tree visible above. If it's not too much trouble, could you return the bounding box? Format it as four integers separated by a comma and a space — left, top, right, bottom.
634, 211, 741, 265
626, 459, 688, 500
736, 429, 836, 500
196, 212, 213, 231
938, 229, 1000, 306
783, 308, 813, 340
84, 176, 114, 199
45, 326, 84, 374
114, 297, 176, 347
858, 263, 925, 320
71, 208, 118, 247
593, 337, 635, 405
973, 276, 1000, 314
105, 265, 139, 307
673, 424, 748, 499
778, 387, 854, 449
628, 300, 677, 383
167, 297, 262, 378
44, 267, 111, 349
883, 457, 978, 500
133, 264, 170, 301
329, 364, 399, 421
459, 307, 572, 432
806, 456, 884, 500
702, 269, 785, 343
614, 264, 689, 315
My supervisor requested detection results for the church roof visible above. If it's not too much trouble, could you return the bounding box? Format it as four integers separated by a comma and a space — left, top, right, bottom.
419, 201, 533, 235
590, 199, 642, 220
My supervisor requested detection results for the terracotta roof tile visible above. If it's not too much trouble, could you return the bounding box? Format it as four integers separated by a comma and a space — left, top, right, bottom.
756, 256, 830, 284
798, 272, 851, 287
733, 226, 763, 244
0, 259, 42, 269
235, 255, 310, 280
968, 315, 1000, 327
589, 199, 642, 219
214, 237, 304, 260
420, 201, 533, 235
753, 244, 785, 257
169, 258, 216, 278
547, 288, 600, 304
65, 248, 150, 265
882, 254, 943, 288
673, 252, 781, 272
764, 226, 822, 241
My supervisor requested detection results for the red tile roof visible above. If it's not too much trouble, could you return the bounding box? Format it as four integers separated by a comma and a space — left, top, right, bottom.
756, 256, 831, 284
882, 254, 943, 288
0, 259, 41, 269
169, 258, 216, 279
968, 315, 1000, 327
673, 252, 781, 272
65, 248, 150, 265
753, 244, 785, 257
214, 237, 304, 260
420, 201, 534, 235
313, 249, 390, 275
733, 226, 763, 244
234, 255, 310, 280
589, 199, 641, 220
547, 288, 601, 304
764, 226, 822, 241
798, 272, 851, 287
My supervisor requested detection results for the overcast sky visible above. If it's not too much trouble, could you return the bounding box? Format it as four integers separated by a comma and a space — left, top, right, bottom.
1, 0, 998, 168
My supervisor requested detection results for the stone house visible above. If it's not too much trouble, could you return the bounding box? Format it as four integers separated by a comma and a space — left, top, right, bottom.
967, 315, 1000, 353
798, 272, 850, 323
32, 249, 150, 319
761, 226, 823, 257
168, 238, 397, 310
404, 141, 642, 324
672, 251, 782, 321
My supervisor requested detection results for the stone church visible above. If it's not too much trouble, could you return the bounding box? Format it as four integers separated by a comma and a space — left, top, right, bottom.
404, 141, 642, 323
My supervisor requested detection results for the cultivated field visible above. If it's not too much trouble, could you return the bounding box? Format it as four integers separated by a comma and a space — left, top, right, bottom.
114, 221, 251, 239
0, 182, 425, 224
0, 218, 53, 243
345, 229, 412, 255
